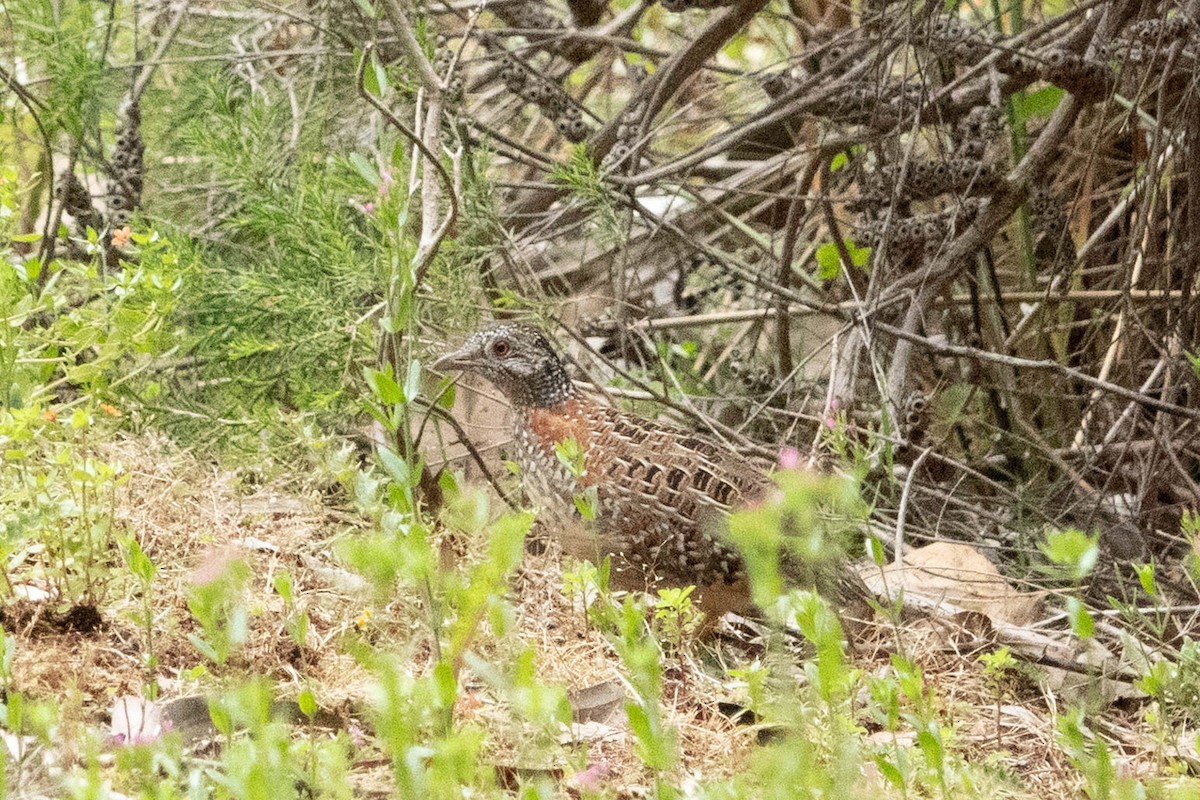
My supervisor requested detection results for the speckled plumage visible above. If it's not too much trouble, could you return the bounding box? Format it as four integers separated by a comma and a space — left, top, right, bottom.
434, 324, 863, 620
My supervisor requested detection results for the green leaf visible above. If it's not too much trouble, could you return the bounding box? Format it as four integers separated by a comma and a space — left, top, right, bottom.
124, 537, 156, 583
917, 724, 944, 766
404, 359, 422, 404
554, 436, 586, 477
1041, 528, 1099, 581
573, 486, 598, 522
1066, 596, 1095, 639
815, 244, 841, 279
349, 152, 380, 188
1013, 86, 1065, 125
866, 534, 886, 566
273, 571, 295, 604
1135, 562, 1157, 598
874, 755, 905, 789
830, 152, 848, 172
377, 446, 412, 487
364, 367, 403, 405
814, 239, 870, 280
298, 687, 317, 718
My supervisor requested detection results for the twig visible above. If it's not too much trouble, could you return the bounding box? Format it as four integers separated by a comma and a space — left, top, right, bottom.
893, 448, 930, 568
873, 320, 1200, 421
354, 45, 460, 282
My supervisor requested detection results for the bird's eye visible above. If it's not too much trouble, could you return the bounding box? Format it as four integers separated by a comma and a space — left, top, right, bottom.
491, 339, 511, 358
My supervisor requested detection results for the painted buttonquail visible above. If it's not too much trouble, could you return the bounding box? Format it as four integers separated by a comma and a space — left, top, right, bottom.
433, 323, 867, 622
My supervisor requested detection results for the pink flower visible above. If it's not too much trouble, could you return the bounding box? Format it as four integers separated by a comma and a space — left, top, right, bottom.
378, 170, 394, 195
189, 545, 241, 586
351, 200, 376, 216
825, 416, 837, 429
568, 762, 612, 792
778, 446, 801, 470
348, 720, 368, 747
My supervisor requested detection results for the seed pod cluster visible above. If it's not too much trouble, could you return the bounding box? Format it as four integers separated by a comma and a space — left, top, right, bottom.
920, 16, 1040, 79
728, 350, 774, 393
1128, 16, 1194, 43
810, 82, 926, 130
492, 0, 568, 56
57, 172, 103, 235
494, 50, 591, 143
924, 16, 998, 64
956, 106, 1003, 160
673, 254, 751, 311
1036, 48, 1115, 102
1101, 16, 1200, 67
1029, 185, 1074, 269
859, 198, 985, 254
901, 390, 931, 445
602, 96, 646, 173
434, 36, 465, 103
868, 157, 1001, 203
105, 95, 145, 228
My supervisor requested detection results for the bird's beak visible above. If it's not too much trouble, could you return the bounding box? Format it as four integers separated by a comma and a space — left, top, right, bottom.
430, 343, 479, 374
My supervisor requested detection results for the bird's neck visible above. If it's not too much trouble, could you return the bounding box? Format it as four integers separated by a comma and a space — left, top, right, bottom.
512, 357, 577, 410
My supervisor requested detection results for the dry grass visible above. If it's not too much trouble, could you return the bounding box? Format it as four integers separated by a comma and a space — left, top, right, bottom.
5, 433, 1169, 797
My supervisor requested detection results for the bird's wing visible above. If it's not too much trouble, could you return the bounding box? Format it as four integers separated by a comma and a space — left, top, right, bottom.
588, 404, 772, 515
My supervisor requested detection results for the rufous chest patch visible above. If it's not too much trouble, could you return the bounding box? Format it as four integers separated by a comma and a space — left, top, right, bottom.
526, 400, 589, 455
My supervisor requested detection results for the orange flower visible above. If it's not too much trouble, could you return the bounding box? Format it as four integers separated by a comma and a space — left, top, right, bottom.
111, 226, 132, 247
42, 409, 58, 422
100, 403, 122, 417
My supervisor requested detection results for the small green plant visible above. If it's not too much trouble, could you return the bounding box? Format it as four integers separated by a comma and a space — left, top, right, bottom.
554, 435, 598, 521
610, 598, 675, 777
1058, 706, 1132, 800
185, 548, 251, 667
122, 536, 159, 699
561, 556, 612, 633
1040, 528, 1099, 639
652, 585, 702, 657
977, 646, 1017, 748
273, 569, 309, 652
2, 406, 133, 609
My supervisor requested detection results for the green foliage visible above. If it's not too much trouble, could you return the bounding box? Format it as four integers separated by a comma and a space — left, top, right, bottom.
814, 239, 871, 281
1, 406, 134, 607
727, 467, 864, 610
273, 569, 309, 651
551, 145, 624, 248
554, 435, 599, 520
1040, 528, 1100, 583
5, 2, 1197, 797
561, 556, 612, 632
1138, 640, 1200, 728
1011, 86, 1065, 125
652, 585, 702, 656
186, 550, 251, 666
123, 536, 160, 697
610, 598, 676, 772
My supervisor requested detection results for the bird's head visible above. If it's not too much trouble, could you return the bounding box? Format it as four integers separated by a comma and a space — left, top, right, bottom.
432, 323, 575, 407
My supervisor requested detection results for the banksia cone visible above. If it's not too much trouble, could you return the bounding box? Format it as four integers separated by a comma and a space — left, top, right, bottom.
58, 172, 103, 235
1037, 48, 1114, 102
105, 96, 145, 228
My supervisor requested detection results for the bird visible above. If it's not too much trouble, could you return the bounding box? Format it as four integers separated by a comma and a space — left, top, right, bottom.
432, 323, 867, 623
